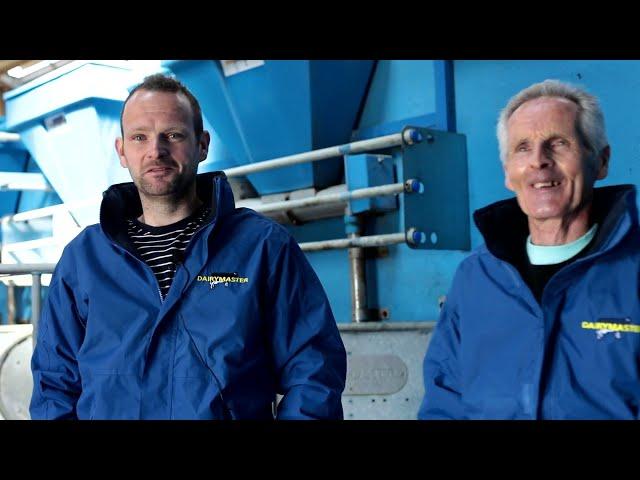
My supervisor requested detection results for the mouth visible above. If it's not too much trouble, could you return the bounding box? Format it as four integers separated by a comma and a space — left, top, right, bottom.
146, 166, 175, 175
530, 180, 562, 190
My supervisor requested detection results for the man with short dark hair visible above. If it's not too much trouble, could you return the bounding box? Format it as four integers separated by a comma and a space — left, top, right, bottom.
30, 73, 346, 420
419, 79, 640, 419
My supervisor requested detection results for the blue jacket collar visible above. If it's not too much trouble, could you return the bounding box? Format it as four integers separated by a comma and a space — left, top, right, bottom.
473, 184, 638, 264
99, 171, 235, 251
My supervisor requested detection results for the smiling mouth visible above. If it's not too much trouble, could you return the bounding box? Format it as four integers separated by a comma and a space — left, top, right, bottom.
531, 181, 561, 189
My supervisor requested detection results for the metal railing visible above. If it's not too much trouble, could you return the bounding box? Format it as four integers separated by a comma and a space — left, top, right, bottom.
223, 129, 426, 253
223, 129, 421, 178
251, 182, 408, 214
0, 264, 55, 343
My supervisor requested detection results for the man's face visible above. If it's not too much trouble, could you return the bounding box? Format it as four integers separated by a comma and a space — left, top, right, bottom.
116, 90, 209, 198
504, 96, 608, 222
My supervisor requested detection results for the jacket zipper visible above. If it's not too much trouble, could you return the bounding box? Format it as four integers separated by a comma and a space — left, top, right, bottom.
110, 216, 214, 305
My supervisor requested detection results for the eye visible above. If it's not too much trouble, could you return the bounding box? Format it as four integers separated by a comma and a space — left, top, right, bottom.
131, 134, 145, 142
515, 143, 529, 153
167, 132, 184, 141
551, 138, 568, 148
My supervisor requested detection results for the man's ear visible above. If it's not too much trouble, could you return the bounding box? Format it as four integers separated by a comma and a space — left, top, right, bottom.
504, 162, 515, 192
198, 131, 211, 163
596, 145, 610, 180
116, 137, 127, 168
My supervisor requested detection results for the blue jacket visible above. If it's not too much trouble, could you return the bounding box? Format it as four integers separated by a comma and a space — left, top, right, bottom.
419, 185, 640, 419
30, 172, 346, 419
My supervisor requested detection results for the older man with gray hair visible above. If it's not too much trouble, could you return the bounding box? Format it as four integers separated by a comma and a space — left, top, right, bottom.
419, 79, 640, 419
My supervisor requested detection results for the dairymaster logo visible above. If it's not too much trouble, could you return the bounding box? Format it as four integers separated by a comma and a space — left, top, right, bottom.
197, 272, 249, 290
581, 317, 640, 340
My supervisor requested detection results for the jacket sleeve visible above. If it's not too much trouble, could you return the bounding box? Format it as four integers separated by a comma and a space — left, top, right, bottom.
30, 258, 85, 420
266, 234, 347, 420
418, 267, 465, 419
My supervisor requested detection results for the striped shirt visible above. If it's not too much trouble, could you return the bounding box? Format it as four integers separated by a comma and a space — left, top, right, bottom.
126, 205, 211, 300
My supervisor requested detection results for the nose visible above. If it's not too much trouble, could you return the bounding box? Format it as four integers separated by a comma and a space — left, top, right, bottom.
529, 144, 553, 170
145, 136, 169, 160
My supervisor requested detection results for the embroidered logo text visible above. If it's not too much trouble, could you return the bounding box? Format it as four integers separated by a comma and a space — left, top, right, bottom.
197, 273, 249, 290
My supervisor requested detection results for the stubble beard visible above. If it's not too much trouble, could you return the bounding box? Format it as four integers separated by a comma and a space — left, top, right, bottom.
136, 167, 196, 203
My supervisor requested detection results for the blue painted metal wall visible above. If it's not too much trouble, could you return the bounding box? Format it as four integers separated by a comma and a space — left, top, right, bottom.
305, 60, 640, 323
2, 60, 640, 327
455, 60, 640, 248
359, 60, 436, 128
304, 60, 467, 323
308, 60, 466, 323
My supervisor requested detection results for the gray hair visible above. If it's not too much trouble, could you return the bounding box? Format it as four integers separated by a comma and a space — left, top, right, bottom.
496, 79, 608, 164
